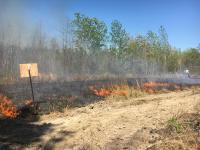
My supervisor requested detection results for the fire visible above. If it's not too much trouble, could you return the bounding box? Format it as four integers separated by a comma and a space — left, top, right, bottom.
89, 85, 129, 97
25, 99, 34, 106
143, 82, 175, 93
143, 82, 171, 88
0, 94, 19, 118
89, 82, 179, 97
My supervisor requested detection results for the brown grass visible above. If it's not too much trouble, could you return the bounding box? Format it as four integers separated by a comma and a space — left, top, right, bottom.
148, 112, 200, 150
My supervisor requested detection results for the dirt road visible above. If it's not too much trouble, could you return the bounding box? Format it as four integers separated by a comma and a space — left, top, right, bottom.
18, 88, 198, 150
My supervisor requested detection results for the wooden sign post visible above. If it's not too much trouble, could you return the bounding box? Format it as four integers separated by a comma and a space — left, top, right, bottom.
19, 63, 38, 103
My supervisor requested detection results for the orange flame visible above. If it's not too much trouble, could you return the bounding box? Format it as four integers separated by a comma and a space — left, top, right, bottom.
89, 85, 129, 97
143, 82, 174, 94
0, 94, 19, 118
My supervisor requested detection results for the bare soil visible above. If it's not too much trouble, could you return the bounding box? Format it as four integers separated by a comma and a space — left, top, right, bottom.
0, 87, 200, 150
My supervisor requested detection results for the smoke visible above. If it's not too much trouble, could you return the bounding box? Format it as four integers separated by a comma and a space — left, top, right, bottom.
0, 0, 26, 45
0, 0, 70, 47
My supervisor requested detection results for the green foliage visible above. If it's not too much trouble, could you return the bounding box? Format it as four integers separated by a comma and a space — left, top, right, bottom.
146, 31, 161, 60
72, 13, 199, 73
159, 25, 169, 48
125, 29, 186, 73
127, 35, 147, 59
168, 117, 183, 133
110, 20, 130, 56
166, 50, 182, 72
182, 48, 200, 67
73, 13, 108, 53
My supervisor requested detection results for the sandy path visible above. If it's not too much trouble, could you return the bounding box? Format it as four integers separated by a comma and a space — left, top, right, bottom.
29, 89, 200, 150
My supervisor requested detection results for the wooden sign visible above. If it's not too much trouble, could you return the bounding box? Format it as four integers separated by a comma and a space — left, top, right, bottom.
19, 63, 38, 78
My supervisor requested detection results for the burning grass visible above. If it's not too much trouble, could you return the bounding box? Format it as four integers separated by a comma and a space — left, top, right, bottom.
0, 81, 192, 117
0, 94, 20, 118
89, 81, 180, 99
0, 94, 35, 119
143, 82, 180, 94
89, 84, 146, 99
89, 85, 129, 97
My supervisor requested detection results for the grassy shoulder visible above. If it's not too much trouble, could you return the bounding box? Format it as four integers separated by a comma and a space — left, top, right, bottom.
148, 112, 200, 150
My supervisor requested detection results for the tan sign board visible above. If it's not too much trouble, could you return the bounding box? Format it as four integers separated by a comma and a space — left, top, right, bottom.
19, 63, 38, 78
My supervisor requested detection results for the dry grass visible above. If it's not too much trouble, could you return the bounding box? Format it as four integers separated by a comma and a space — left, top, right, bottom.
106, 87, 146, 101
147, 87, 200, 150
149, 112, 200, 150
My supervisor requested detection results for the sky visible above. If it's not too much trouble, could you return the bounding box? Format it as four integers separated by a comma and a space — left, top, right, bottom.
0, 0, 199, 50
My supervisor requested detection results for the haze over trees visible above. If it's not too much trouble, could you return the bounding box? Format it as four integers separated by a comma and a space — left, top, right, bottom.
0, 13, 199, 82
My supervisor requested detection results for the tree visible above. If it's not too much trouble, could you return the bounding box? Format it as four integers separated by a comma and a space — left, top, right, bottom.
198, 43, 200, 52
167, 49, 181, 72
0, 39, 3, 59
158, 26, 171, 72
73, 13, 107, 53
110, 20, 129, 56
59, 19, 75, 75
182, 48, 200, 67
146, 31, 160, 60
60, 18, 75, 50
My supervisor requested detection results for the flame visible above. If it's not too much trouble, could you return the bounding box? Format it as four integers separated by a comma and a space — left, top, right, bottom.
89, 82, 179, 96
0, 94, 19, 118
25, 100, 33, 106
89, 85, 129, 97
143, 82, 175, 94
143, 82, 171, 88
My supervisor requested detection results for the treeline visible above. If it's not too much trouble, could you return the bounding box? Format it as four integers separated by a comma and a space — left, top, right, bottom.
0, 13, 199, 82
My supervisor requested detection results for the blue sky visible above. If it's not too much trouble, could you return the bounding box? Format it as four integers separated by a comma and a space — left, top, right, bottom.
1, 0, 200, 50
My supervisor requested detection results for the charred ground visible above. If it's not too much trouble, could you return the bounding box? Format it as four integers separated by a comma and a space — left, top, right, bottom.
0, 77, 199, 114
